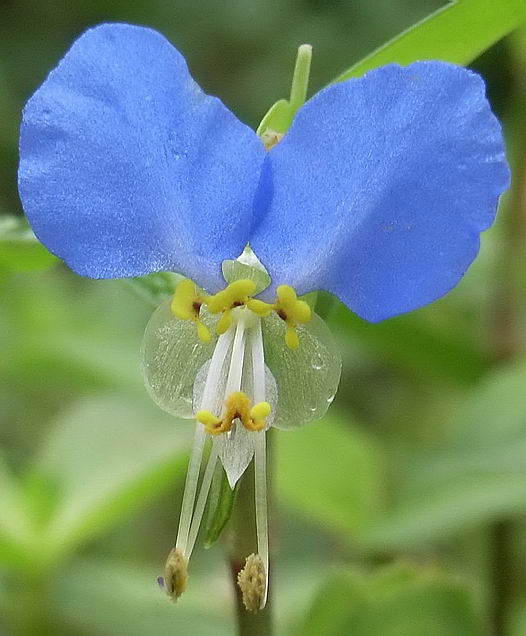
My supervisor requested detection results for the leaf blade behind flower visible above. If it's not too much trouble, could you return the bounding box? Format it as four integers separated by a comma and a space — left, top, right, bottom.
335, 0, 526, 83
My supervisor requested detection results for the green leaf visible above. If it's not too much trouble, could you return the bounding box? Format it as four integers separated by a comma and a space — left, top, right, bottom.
204, 464, 238, 548
32, 395, 191, 565
361, 361, 526, 550
299, 564, 483, 636
334, 0, 526, 83
276, 415, 383, 536
0, 453, 35, 568
54, 559, 234, 636
0, 216, 57, 272
333, 304, 488, 384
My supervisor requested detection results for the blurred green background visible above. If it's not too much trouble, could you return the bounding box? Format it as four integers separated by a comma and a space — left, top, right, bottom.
1, 1, 526, 635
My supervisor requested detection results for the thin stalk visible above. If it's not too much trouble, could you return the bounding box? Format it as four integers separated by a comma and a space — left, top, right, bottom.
176, 327, 234, 554
251, 320, 269, 605
229, 462, 272, 636
289, 44, 313, 115
186, 444, 219, 557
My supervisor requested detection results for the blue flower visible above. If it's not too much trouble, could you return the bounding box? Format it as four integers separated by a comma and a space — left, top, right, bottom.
19, 23, 509, 322
18, 22, 510, 610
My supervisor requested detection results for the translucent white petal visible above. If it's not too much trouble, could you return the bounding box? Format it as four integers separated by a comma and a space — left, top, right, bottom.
141, 299, 216, 418
262, 312, 341, 429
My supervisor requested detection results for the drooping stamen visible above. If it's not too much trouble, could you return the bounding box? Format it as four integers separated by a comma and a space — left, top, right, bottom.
237, 553, 266, 612
196, 391, 271, 435
274, 285, 311, 350
184, 314, 248, 557
175, 327, 235, 557
251, 318, 269, 608
163, 547, 189, 602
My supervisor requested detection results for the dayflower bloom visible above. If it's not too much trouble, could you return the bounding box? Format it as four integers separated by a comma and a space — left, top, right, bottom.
18, 23, 509, 611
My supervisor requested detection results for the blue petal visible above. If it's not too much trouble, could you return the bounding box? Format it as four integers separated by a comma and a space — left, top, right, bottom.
250, 62, 510, 322
19, 23, 264, 291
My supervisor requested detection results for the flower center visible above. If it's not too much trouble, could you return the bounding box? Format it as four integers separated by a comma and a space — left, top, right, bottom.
171, 277, 312, 349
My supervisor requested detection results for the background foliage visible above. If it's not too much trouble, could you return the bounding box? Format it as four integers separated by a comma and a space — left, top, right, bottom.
1, 1, 526, 634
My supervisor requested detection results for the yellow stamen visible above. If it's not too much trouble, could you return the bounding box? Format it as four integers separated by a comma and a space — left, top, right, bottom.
274, 284, 312, 349
205, 279, 257, 315
173, 277, 312, 349
216, 309, 233, 335
171, 278, 211, 343
246, 298, 275, 317
285, 326, 300, 350
196, 391, 271, 435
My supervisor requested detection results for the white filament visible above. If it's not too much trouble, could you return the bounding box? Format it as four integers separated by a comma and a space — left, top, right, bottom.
183, 315, 247, 557
175, 312, 269, 588
186, 443, 219, 557
251, 319, 269, 608
175, 327, 235, 555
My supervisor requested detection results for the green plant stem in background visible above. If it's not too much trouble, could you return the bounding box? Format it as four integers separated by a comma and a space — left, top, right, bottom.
227, 459, 272, 636
488, 31, 526, 635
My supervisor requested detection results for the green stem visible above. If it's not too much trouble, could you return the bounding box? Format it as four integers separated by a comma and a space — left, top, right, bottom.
289, 44, 313, 115
228, 450, 273, 636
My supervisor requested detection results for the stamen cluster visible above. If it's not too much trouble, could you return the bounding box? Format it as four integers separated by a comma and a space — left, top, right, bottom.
171, 277, 312, 349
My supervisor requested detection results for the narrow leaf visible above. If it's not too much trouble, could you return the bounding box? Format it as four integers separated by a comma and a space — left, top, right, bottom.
334, 0, 526, 83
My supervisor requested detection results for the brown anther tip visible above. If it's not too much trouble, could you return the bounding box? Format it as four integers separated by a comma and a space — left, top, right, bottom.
237, 553, 266, 612
163, 548, 188, 602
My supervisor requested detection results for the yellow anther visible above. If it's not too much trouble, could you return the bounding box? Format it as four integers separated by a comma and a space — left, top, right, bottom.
276, 284, 298, 307
246, 298, 275, 317
171, 278, 201, 321
216, 309, 233, 335
171, 278, 211, 342
292, 299, 312, 324
196, 391, 271, 435
285, 326, 300, 350
250, 402, 271, 420
205, 279, 257, 315
196, 409, 230, 435
274, 285, 312, 349
249, 401, 272, 431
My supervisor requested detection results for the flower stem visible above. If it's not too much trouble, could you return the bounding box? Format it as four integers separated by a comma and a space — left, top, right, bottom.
289, 44, 312, 116
228, 460, 273, 636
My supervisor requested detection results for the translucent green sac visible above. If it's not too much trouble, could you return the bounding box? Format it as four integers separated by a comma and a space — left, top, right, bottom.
140, 299, 216, 418
262, 312, 341, 429
221, 246, 271, 294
